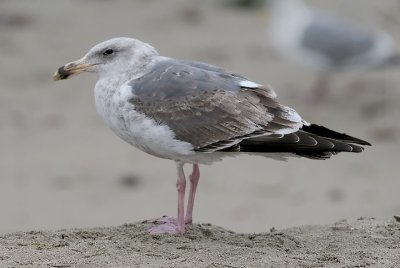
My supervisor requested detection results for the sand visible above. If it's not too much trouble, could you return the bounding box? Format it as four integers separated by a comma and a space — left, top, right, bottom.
1, 0, 400, 266
1, 218, 400, 267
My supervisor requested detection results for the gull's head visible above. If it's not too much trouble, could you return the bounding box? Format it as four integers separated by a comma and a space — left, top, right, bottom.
53, 37, 158, 81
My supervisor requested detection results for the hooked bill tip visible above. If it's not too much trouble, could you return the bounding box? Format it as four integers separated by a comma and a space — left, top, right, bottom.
53, 66, 70, 81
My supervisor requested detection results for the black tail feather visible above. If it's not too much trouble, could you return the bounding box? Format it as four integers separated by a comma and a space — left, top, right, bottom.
301, 124, 371, 146
219, 124, 370, 160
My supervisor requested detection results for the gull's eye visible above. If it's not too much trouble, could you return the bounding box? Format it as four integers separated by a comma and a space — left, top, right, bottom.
103, 49, 114, 56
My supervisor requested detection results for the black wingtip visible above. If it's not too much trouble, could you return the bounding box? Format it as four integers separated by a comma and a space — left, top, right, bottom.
302, 124, 371, 146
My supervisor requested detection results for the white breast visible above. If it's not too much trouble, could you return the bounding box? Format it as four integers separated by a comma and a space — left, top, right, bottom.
94, 80, 195, 161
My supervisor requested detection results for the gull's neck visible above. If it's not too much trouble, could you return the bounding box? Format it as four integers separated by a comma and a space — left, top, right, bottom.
94, 45, 161, 125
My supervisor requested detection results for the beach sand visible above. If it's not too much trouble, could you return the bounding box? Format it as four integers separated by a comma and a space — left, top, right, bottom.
1, 218, 400, 267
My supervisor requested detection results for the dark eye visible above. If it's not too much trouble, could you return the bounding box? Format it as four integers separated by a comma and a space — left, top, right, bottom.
103, 49, 114, 56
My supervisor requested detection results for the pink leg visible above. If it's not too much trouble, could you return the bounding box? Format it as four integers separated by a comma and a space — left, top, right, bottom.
185, 164, 200, 224
306, 73, 331, 104
148, 162, 187, 235
175, 163, 186, 233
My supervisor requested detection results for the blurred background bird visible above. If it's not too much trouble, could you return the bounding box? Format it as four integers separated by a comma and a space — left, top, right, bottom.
264, 0, 399, 103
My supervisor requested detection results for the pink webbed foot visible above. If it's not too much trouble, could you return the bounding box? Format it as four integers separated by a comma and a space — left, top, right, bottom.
147, 216, 184, 235
149, 222, 180, 234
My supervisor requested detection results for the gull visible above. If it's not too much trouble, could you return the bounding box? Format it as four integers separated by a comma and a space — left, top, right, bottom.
265, 0, 397, 102
53, 37, 370, 234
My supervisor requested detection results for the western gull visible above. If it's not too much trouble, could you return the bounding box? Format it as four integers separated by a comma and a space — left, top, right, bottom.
265, 0, 397, 102
53, 37, 370, 234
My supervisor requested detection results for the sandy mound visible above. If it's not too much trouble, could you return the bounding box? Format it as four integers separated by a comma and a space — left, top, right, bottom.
1, 217, 399, 267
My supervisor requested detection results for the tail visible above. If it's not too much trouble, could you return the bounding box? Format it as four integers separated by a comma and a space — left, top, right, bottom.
222, 124, 371, 160
295, 124, 370, 159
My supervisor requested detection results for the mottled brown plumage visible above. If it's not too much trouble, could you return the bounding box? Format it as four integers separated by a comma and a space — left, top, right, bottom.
129, 59, 304, 151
